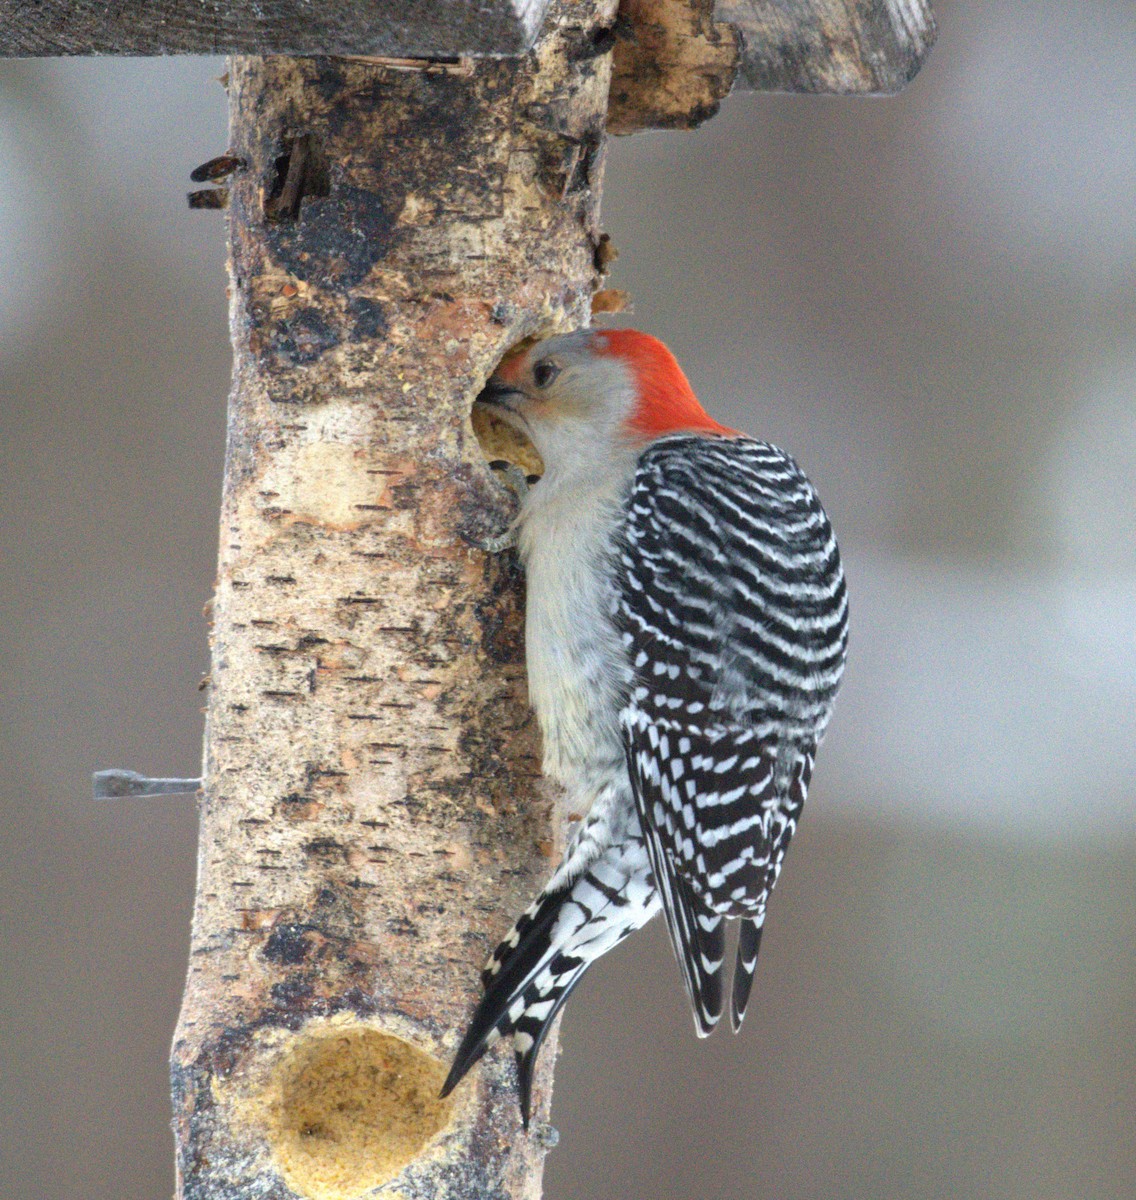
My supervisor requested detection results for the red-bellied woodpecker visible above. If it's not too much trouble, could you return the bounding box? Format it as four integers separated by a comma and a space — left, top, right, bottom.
443, 328, 848, 1125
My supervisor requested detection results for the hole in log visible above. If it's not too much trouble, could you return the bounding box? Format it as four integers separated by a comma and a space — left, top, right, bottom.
263, 1027, 453, 1199
471, 407, 543, 483
266, 133, 331, 222
471, 340, 544, 482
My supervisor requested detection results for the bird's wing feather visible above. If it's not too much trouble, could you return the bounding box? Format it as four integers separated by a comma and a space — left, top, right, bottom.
617, 435, 844, 1028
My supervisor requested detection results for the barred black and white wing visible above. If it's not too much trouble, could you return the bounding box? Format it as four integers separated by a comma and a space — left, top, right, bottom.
617, 434, 847, 1034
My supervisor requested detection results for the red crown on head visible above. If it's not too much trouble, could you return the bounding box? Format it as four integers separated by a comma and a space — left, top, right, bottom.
592, 329, 736, 441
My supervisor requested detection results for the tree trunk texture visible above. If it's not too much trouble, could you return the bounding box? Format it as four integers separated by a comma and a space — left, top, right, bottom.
171, 9, 615, 1197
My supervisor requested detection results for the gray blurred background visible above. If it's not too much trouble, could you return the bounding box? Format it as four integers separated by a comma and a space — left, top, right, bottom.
2, 2, 1134, 1197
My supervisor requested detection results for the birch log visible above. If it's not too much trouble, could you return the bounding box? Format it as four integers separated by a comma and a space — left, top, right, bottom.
170, 10, 615, 1197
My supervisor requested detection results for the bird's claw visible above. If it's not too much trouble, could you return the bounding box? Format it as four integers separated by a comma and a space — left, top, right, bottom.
477, 527, 519, 553
493, 461, 531, 504
473, 461, 532, 553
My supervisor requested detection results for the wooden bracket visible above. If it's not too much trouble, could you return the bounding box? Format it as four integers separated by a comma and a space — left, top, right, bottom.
608, 0, 936, 133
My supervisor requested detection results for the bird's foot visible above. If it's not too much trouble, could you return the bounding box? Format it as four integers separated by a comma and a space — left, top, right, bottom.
472, 461, 531, 552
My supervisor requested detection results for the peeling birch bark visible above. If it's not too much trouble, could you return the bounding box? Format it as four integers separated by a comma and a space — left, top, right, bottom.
171, 11, 615, 1197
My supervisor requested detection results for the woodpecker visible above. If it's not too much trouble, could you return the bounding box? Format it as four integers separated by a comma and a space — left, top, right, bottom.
443, 328, 848, 1125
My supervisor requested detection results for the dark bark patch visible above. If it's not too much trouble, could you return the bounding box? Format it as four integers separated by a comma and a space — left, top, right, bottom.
269, 306, 340, 366
263, 922, 316, 965
267, 185, 395, 288
302, 838, 348, 864
270, 977, 317, 1019
474, 553, 526, 665
348, 297, 389, 340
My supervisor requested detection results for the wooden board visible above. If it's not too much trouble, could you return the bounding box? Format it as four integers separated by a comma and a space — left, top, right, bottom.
721, 0, 936, 93
0, 0, 553, 57
1, 0, 934, 104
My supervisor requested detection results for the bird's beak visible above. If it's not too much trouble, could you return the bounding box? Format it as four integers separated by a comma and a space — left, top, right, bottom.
475, 377, 525, 413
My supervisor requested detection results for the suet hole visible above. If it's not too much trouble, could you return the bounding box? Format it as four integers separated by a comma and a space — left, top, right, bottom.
261, 1026, 453, 1200
472, 339, 544, 482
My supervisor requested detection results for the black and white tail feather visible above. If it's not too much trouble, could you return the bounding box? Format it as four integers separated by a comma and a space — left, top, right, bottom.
444, 434, 847, 1125
440, 794, 658, 1127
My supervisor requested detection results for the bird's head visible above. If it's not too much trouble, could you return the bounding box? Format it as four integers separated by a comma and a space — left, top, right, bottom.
475, 328, 734, 476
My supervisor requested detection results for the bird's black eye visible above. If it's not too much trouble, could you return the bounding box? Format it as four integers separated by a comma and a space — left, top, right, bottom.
533, 359, 560, 389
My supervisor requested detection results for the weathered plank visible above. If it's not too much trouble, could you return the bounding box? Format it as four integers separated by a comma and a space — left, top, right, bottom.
0, 0, 553, 57
1, 0, 934, 109
720, 0, 936, 93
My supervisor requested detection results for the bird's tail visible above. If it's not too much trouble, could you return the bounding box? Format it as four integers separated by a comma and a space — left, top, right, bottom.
729, 917, 764, 1031
441, 831, 658, 1127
